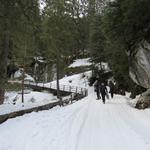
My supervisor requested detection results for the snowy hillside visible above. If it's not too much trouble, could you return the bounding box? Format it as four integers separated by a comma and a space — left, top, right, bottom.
44, 71, 91, 88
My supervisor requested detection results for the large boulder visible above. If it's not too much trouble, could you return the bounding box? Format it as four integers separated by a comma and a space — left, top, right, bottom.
129, 40, 150, 108
129, 40, 150, 89
135, 89, 150, 109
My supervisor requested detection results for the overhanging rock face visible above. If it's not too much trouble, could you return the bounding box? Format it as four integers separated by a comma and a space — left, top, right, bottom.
129, 40, 150, 89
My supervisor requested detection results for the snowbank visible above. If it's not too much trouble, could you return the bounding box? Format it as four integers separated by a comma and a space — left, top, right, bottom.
24, 74, 35, 82
45, 71, 92, 88
69, 58, 91, 68
1, 91, 58, 115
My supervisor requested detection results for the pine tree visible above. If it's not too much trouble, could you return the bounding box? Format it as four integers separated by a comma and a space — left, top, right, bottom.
88, 0, 106, 78
101, 0, 150, 92
0, 0, 41, 104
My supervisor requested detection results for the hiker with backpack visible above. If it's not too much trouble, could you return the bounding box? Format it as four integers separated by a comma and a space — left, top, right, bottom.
100, 82, 108, 104
93, 79, 101, 100
108, 81, 115, 98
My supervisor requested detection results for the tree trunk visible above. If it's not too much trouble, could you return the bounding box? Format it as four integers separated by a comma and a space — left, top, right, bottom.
0, 21, 9, 104
21, 68, 25, 104
56, 52, 62, 103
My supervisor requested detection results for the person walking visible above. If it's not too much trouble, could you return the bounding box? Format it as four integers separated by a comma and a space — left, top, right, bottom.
93, 80, 101, 100
108, 81, 115, 98
100, 82, 108, 104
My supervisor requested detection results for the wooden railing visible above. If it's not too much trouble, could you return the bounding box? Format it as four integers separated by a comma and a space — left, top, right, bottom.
9, 80, 88, 97
1, 81, 88, 123
28, 81, 88, 96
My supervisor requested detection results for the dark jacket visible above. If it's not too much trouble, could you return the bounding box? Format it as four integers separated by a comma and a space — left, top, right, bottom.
109, 81, 115, 92
100, 85, 107, 95
94, 80, 100, 92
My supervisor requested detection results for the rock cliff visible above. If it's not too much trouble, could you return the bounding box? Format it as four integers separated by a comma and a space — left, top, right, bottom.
129, 40, 150, 89
129, 40, 150, 109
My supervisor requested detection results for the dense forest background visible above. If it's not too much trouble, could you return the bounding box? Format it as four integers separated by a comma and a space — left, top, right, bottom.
0, 0, 150, 104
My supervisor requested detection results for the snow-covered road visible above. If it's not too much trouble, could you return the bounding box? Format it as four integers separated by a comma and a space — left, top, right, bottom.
69, 88, 150, 150
1, 87, 150, 150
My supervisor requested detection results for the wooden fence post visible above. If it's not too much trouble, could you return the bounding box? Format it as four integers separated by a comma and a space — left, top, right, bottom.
76, 87, 78, 93
70, 93, 73, 104
86, 89, 88, 96
63, 85, 65, 91
69, 86, 71, 92
81, 88, 83, 95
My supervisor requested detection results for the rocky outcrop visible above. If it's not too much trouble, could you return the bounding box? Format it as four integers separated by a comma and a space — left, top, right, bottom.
135, 89, 150, 109
129, 40, 150, 89
129, 40, 150, 108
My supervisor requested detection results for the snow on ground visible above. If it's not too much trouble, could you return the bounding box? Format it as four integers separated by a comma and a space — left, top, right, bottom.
127, 94, 141, 107
0, 91, 57, 115
14, 70, 35, 82
2, 70, 91, 115
2, 59, 150, 150
14, 70, 22, 78
5, 91, 57, 105
45, 71, 91, 88
69, 58, 91, 68
24, 74, 35, 82
1, 86, 150, 150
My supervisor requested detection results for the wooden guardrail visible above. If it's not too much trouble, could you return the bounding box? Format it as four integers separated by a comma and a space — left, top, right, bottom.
9, 80, 88, 97
0, 81, 88, 124
0, 101, 60, 124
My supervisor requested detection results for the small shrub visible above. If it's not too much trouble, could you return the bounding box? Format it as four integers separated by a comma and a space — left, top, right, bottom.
6, 83, 21, 91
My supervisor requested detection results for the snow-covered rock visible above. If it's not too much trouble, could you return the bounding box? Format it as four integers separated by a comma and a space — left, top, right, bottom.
14, 70, 35, 82
135, 89, 150, 109
24, 74, 35, 82
14, 70, 22, 78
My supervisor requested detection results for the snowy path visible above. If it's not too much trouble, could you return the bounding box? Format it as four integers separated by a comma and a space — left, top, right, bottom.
69, 89, 150, 150
1, 87, 150, 150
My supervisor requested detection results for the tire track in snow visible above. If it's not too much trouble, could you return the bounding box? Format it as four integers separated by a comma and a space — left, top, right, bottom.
75, 99, 101, 150
68, 98, 92, 150
68, 96, 150, 150
88, 101, 113, 150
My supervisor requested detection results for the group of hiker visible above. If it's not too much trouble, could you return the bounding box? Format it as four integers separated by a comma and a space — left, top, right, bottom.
93, 80, 115, 104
